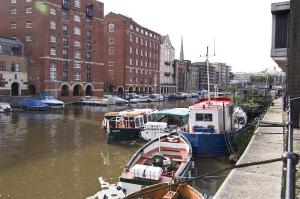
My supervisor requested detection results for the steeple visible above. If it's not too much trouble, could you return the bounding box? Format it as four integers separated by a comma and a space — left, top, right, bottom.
180, 36, 184, 61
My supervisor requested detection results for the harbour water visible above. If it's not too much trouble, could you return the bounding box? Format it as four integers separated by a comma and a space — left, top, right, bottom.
0, 99, 232, 198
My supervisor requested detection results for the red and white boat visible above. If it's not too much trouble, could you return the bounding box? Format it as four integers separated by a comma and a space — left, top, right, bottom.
89, 133, 193, 198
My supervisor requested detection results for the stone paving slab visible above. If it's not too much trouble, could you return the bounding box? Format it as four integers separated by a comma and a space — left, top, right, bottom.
214, 97, 284, 199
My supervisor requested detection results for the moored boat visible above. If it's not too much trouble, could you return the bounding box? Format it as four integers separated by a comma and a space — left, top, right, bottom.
19, 98, 50, 111
140, 108, 189, 141
0, 102, 12, 113
126, 182, 204, 199
102, 109, 157, 143
38, 92, 65, 109
89, 133, 193, 198
181, 97, 247, 156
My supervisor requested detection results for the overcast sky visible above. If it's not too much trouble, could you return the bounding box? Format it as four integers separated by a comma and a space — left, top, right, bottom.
99, 0, 284, 72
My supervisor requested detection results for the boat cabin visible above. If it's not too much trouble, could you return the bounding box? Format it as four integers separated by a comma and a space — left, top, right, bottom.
189, 98, 233, 134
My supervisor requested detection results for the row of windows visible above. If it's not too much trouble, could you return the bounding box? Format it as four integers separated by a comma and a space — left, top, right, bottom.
11, 0, 31, 3
10, 21, 32, 29
49, 47, 92, 60
128, 67, 158, 75
0, 61, 20, 72
129, 47, 159, 59
50, 21, 91, 38
10, 7, 32, 14
129, 24, 159, 40
50, 36, 91, 49
129, 34, 159, 49
128, 58, 159, 69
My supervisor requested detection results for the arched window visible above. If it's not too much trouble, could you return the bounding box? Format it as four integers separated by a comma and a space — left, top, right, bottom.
108, 23, 115, 32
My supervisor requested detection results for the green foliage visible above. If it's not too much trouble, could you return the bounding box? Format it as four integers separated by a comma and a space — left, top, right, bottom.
233, 123, 257, 154
250, 75, 274, 83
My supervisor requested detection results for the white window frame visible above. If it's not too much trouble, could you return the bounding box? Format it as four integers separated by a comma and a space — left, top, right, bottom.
26, 7, 32, 14
10, 8, 16, 15
130, 24, 133, 30
129, 34, 133, 42
129, 58, 132, 65
74, 26, 81, 35
50, 48, 56, 56
74, 40, 81, 47
74, 15, 81, 22
50, 20, 56, 29
50, 64, 57, 81
135, 37, 138, 44
109, 47, 114, 55
26, 35, 32, 42
50, 36, 56, 43
75, 0, 81, 8
74, 51, 81, 59
26, 0, 31, 2
108, 37, 114, 44
10, 23, 16, 29
74, 63, 81, 69
50, 8, 56, 15
109, 61, 114, 67
108, 23, 115, 32
11, 0, 16, 3
26, 21, 32, 29
74, 73, 81, 81
129, 46, 132, 54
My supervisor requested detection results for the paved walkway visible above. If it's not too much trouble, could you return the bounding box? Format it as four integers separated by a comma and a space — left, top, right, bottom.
214, 97, 284, 199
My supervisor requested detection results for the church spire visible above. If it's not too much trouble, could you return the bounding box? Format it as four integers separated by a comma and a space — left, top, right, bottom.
180, 36, 184, 61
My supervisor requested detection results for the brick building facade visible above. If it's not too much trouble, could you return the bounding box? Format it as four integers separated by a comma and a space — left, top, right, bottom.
0, 37, 28, 96
0, 0, 105, 97
103, 12, 161, 95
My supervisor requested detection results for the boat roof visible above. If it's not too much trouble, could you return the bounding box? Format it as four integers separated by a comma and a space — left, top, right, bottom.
150, 108, 189, 116
190, 97, 232, 110
104, 112, 119, 117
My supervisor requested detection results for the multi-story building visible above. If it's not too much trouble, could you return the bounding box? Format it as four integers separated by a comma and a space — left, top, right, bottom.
174, 59, 190, 93
193, 62, 216, 91
0, 37, 28, 95
103, 12, 161, 95
160, 35, 176, 94
186, 63, 199, 93
0, 0, 105, 97
211, 62, 231, 88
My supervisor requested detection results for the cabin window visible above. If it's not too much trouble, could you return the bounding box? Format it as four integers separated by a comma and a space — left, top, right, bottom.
135, 118, 140, 127
195, 113, 213, 122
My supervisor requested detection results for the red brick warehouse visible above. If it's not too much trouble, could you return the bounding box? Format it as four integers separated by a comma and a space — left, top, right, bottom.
0, 0, 105, 97
104, 12, 161, 95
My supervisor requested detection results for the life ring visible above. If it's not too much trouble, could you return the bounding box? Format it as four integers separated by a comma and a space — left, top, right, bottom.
167, 135, 180, 143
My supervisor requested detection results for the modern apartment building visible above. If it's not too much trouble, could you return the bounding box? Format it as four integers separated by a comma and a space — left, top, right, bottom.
0, 0, 105, 97
271, 0, 300, 127
160, 35, 176, 94
211, 62, 231, 88
103, 12, 161, 95
0, 37, 28, 96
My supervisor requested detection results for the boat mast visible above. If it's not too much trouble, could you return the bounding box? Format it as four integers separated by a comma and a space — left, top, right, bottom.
206, 46, 211, 102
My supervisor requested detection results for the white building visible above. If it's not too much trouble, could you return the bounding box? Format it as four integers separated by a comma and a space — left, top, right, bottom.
159, 35, 176, 94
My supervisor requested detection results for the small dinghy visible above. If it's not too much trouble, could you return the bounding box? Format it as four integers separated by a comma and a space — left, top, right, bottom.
88, 133, 193, 198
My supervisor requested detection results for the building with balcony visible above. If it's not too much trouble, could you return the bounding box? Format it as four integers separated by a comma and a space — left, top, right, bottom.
159, 35, 176, 94
103, 12, 161, 95
271, 0, 300, 127
0, 37, 28, 96
211, 62, 231, 88
192, 62, 216, 91
0, 0, 105, 97
186, 63, 199, 93
271, 1, 289, 72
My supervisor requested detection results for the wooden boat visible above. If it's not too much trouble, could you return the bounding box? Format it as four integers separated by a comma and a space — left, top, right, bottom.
140, 108, 189, 141
125, 183, 204, 199
90, 133, 193, 198
102, 109, 157, 144
181, 97, 247, 156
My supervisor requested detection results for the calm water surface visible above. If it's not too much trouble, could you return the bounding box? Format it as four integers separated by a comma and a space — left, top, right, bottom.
0, 99, 232, 198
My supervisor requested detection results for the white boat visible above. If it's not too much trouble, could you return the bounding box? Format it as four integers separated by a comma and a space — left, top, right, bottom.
89, 133, 193, 198
81, 96, 109, 106
140, 108, 189, 141
0, 102, 12, 113
148, 94, 164, 102
39, 93, 64, 109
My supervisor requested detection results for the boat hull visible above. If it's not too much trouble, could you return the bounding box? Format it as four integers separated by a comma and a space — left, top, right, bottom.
107, 128, 141, 144
181, 132, 234, 156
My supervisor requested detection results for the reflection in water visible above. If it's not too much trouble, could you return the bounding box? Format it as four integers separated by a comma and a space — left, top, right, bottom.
0, 99, 231, 198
